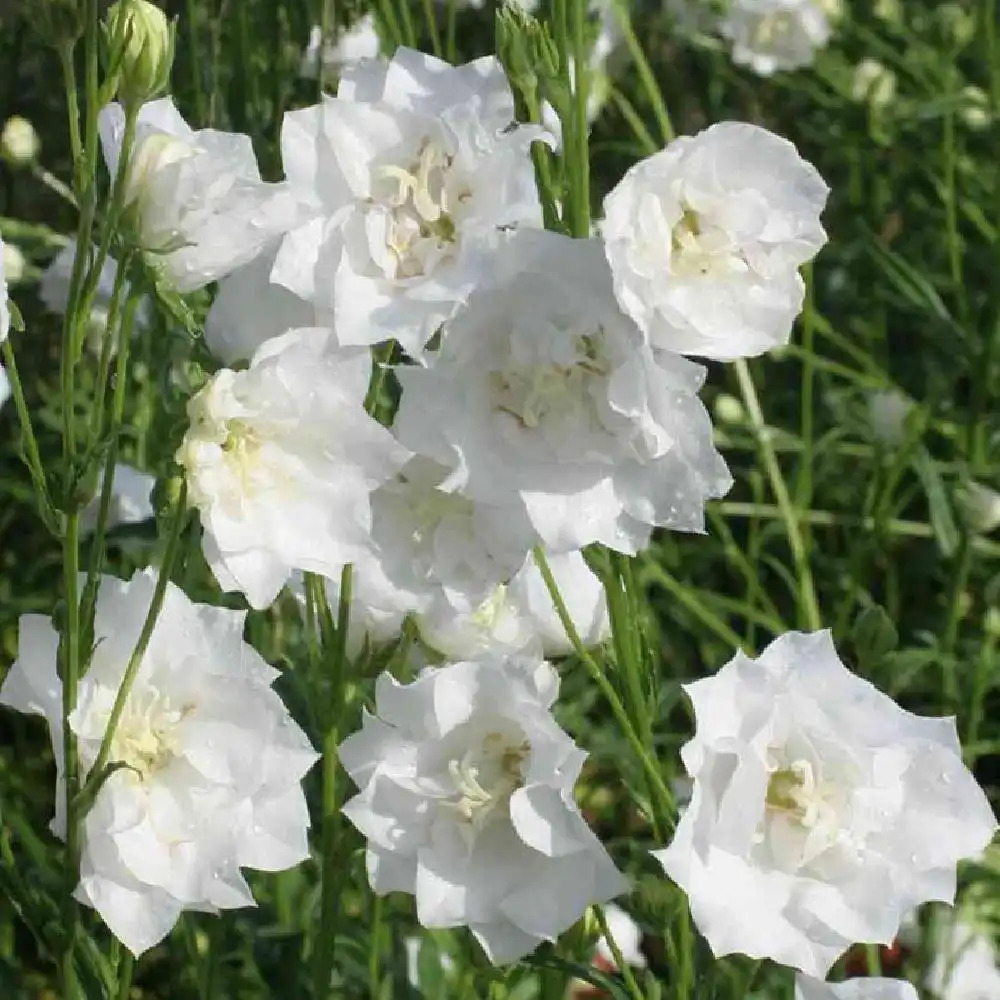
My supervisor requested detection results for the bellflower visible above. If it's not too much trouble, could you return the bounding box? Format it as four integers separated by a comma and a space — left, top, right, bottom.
0, 570, 318, 955
339, 653, 629, 962
654, 631, 998, 978
795, 977, 918, 1000
99, 98, 296, 292
273, 47, 548, 355
417, 550, 609, 660
601, 121, 828, 361
361, 456, 536, 615
394, 230, 731, 555
176, 327, 410, 609
720, 0, 833, 77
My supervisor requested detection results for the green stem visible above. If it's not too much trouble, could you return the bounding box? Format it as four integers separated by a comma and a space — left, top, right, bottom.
82, 484, 190, 788
534, 547, 673, 840
940, 531, 972, 708
593, 906, 645, 1000
115, 952, 134, 1000
313, 564, 354, 1000
734, 360, 822, 632
568, 0, 591, 238
420, 0, 443, 56
612, 0, 673, 145
81, 289, 142, 630
1, 338, 56, 528
60, 510, 82, 1000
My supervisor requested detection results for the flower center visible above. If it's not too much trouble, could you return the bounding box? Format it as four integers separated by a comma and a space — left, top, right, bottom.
751, 11, 796, 48
490, 333, 610, 429
377, 139, 467, 280
445, 730, 530, 837
765, 758, 834, 830
669, 205, 748, 279
107, 687, 191, 782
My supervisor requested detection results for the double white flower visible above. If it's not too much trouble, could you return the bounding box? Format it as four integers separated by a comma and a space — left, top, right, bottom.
339, 653, 628, 962
720, 0, 834, 77
655, 630, 997, 978
176, 327, 410, 609
0, 570, 317, 955
795, 976, 917, 1000
274, 47, 549, 355
99, 98, 296, 293
602, 121, 828, 361
395, 230, 731, 555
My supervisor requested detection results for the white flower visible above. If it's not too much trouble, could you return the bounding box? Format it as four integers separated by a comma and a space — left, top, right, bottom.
80, 463, 157, 537
720, 0, 833, 77
361, 455, 537, 615
99, 98, 296, 293
176, 327, 410, 609
0, 569, 318, 956
0, 365, 9, 410
395, 230, 731, 555
40, 241, 151, 354
795, 976, 918, 1000
601, 121, 828, 361
300, 15, 380, 81
273, 47, 548, 356
654, 630, 998, 979
418, 550, 609, 661
339, 653, 628, 962
204, 248, 322, 364
927, 912, 1000, 1000
956, 482, 1000, 535
3, 241, 25, 285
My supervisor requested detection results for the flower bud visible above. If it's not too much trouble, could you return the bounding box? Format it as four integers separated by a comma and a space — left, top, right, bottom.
1, 116, 40, 167
874, 0, 902, 23
960, 86, 991, 132
2, 242, 26, 286
103, 0, 175, 109
851, 59, 897, 109
956, 481, 1000, 535
713, 392, 745, 426
22, 0, 84, 46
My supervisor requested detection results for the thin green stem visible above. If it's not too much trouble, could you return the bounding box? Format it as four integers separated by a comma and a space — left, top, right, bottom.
313, 564, 354, 999
612, 0, 673, 145
82, 484, 190, 787
534, 547, 674, 840
81, 290, 142, 629
568, 0, 591, 238
420, 0, 443, 56
1, 338, 56, 527
640, 561, 746, 650
734, 360, 822, 632
795, 266, 816, 511
593, 906, 645, 1000
115, 952, 134, 1000
940, 531, 972, 708
60, 509, 82, 1000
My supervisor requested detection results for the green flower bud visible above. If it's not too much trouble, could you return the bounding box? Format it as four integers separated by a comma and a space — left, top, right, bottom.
104, 0, 175, 110
1, 115, 40, 167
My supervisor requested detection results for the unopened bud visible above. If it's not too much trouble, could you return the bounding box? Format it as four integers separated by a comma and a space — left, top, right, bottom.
851, 59, 896, 108
713, 393, 745, 426
2, 242, 26, 286
959, 86, 991, 132
1, 116, 40, 167
956, 481, 1000, 535
104, 0, 175, 109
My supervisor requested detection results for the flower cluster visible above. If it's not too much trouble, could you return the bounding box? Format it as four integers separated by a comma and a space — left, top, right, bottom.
3, 19, 991, 986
